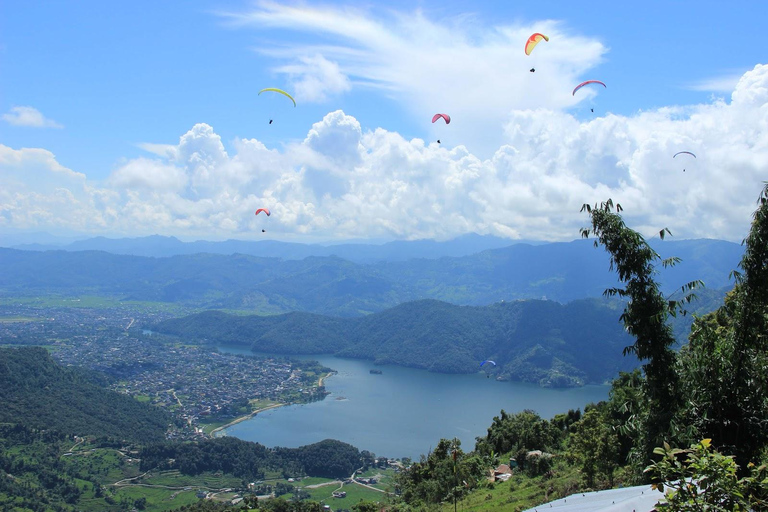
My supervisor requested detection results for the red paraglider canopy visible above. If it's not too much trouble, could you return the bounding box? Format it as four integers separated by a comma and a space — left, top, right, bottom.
255, 208, 271, 216
572, 80, 606, 96
432, 113, 451, 124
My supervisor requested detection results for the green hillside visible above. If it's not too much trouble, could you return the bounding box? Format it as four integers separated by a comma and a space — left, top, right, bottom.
0, 346, 172, 443
155, 298, 638, 387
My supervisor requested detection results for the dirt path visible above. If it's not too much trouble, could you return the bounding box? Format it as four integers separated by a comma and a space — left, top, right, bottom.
304, 480, 342, 489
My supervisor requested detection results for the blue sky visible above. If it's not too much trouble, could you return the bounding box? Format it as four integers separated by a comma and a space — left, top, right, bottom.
1, 1, 767, 242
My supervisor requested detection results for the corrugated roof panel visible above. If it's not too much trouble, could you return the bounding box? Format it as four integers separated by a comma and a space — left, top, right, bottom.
521, 484, 666, 512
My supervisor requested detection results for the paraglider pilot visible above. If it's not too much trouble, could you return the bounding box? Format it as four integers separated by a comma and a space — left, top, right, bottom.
530, 68, 535, 73
269, 119, 273, 125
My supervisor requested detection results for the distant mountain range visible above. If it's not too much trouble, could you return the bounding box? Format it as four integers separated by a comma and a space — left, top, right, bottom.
0, 237, 742, 316
5, 232, 523, 263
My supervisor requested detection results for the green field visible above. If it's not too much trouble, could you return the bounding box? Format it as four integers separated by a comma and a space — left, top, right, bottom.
301, 482, 390, 509
0, 294, 262, 316
437, 464, 584, 512
0, 316, 40, 323
140, 470, 241, 489
112, 485, 202, 512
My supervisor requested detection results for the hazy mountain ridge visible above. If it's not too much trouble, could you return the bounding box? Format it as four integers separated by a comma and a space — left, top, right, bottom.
7, 232, 520, 263
0, 238, 742, 316
154, 298, 639, 387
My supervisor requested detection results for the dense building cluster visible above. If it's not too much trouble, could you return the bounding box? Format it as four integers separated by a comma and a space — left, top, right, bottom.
0, 303, 329, 437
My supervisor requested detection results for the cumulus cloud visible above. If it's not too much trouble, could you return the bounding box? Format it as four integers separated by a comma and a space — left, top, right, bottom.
0, 145, 115, 230
109, 158, 188, 192
2, 106, 63, 128
2, 65, 768, 242
221, 2, 605, 155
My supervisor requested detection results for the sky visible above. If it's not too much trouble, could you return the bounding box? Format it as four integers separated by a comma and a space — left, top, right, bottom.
1, 0, 767, 243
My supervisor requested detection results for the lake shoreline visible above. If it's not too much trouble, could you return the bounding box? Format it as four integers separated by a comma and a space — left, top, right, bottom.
210, 403, 285, 437
212, 370, 336, 438
218, 349, 610, 458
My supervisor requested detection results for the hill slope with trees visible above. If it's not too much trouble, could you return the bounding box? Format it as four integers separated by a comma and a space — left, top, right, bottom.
0, 346, 172, 443
155, 298, 639, 387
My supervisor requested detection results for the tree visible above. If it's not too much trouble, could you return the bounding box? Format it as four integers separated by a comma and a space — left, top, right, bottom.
605, 369, 646, 465
645, 438, 768, 511
581, 200, 700, 469
352, 501, 380, 512
677, 184, 768, 472
569, 409, 620, 488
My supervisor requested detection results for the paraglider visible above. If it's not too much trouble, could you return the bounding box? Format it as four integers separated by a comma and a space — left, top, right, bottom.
432, 113, 450, 124
480, 360, 496, 378
259, 88, 296, 124
256, 209, 270, 232
524, 33, 549, 56
530, 68, 536, 73
572, 80, 606, 96
674, 151, 696, 172
258, 88, 296, 107
432, 114, 449, 144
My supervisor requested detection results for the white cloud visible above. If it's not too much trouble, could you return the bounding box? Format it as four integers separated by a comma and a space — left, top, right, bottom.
222, 2, 606, 155
2, 106, 63, 128
686, 72, 745, 93
276, 54, 352, 103
109, 158, 188, 192
2, 65, 768, 243
137, 142, 179, 160
0, 145, 114, 230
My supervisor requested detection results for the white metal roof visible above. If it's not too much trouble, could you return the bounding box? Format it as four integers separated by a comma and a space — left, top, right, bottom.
521, 484, 666, 512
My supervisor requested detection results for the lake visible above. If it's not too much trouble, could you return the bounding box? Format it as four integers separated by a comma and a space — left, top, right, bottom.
218, 347, 609, 459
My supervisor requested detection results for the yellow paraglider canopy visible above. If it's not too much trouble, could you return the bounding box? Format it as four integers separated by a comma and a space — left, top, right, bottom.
524, 33, 549, 56
258, 88, 296, 107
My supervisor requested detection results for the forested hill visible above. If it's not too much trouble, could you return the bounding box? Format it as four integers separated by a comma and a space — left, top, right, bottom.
0, 346, 171, 442
155, 298, 638, 387
0, 238, 742, 316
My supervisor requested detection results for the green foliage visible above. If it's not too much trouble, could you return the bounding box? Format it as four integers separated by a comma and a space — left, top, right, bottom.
476, 410, 563, 456
567, 409, 620, 488
140, 437, 362, 481
645, 439, 768, 511
604, 370, 645, 468
0, 424, 85, 510
675, 186, 768, 472
0, 346, 171, 443
581, 199, 701, 470
395, 438, 485, 507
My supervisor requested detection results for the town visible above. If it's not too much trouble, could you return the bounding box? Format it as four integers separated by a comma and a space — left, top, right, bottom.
0, 300, 332, 438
